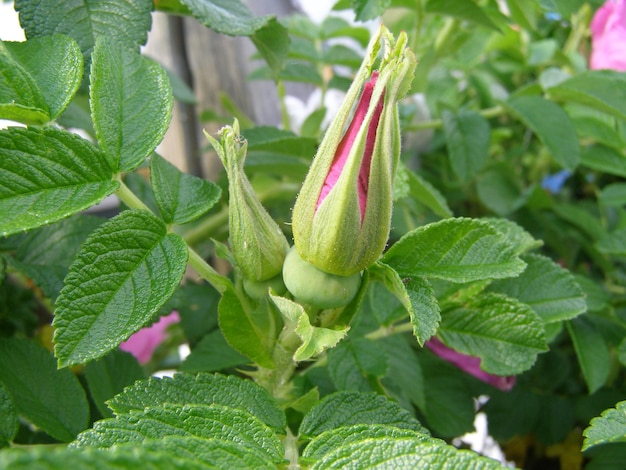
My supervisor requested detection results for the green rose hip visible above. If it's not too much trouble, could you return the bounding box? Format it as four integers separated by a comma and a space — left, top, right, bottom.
282, 246, 362, 309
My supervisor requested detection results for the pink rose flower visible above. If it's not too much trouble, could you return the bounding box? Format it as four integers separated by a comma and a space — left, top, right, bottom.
120, 311, 180, 364
316, 71, 385, 222
590, 0, 626, 71
426, 338, 516, 391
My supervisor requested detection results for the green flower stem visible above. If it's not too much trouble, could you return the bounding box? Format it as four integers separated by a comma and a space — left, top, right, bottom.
365, 322, 414, 340
405, 105, 504, 131
255, 341, 298, 403
182, 182, 300, 247
181, 207, 229, 247
114, 176, 152, 212
277, 80, 291, 132
563, 4, 592, 56
187, 247, 231, 294
282, 427, 300, 469
434, 17, 458, 55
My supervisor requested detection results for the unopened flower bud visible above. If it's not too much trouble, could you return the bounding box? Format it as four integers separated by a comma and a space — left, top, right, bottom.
291, 26, 416, 276
204, 121, 289, 282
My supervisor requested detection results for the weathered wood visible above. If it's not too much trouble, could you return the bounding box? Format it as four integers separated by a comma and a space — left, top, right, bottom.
145, 1, 310, 178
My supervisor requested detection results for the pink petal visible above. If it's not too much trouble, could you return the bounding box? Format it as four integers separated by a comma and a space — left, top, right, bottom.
590, 0, 626, 71
426, 338, 516, 392
120, 311, 180, 364
317, 71, 385, 221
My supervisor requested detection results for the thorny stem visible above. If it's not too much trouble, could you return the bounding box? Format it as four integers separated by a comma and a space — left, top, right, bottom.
282, 427, 301, 470
255, 340, 298, 403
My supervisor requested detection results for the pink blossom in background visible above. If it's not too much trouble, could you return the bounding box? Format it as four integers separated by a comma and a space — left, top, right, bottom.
590, 0, 626, 71
120, 311, 180, 364
425, 338, 516, 391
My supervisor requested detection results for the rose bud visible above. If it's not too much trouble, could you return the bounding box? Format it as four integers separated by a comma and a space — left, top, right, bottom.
204, 121, 289, 287
290, 26, 416, 277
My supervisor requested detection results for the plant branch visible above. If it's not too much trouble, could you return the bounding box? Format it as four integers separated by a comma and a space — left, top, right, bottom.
404, 105, 505, 131
365, 321, 414, 340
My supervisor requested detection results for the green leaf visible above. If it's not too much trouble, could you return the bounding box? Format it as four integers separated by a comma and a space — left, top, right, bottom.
309, 437, 504, 469
552, 202, 605, 241
581, 145, 626, 178
73, 403, 284, 463
599, 183, 626, 207
574, 274, 610, 313
543, 0, 585, 17
106, 372, 286, 433
489, 253, 586, 323
53, 210, 188, 367
245, 126, 318, 155
323, 45, 363, 68
150, 154, 222, 225
349, 0, 391, 21
270, 294, 348, 362
573, 116, 624, 149
299, 391, 426, 439
0, 383, 18, 446
174, 282, 220, 346
15, 0, 152, 59
476, 162, 525, 215
249, 62, 324, 86
10, 215, 104, 300
369, 262, 440, 345
181, 0, 270, 36
481, 217, 543, 255
365, 276, 407, 326
0, 41, 47, 124
567, 317, 611, 395
548, 70, 626, 121
528, 39, 558, 66
250, 18, 289, 80
504, 95, 580, 169
583, 401, 626, 451
425, 0, 501, 31
180, 330, 249, 373
585, 443, 626, 470
327, 338, 388, 392
218, 285, 275, 368
300, 108, 327, 138
303, 424, 433, 461
418, 350, 477, 437
0, 35, 82, 124
320, 17, 370, 47
0, 338, 89, 442
439, 293, 548, 375
380, 336, 426, 411
0, 127, 117, 237
406, 170, 452, 218
83, 350, 146, 419
0, 446, 208, 470
164, 67, 197, 104
506, 0, 538, 30
619, 338, 626, 369
382, 218, 526, 283
126, 435, 278, 469
596, 228, 626, 255
442, 110, 490, 181
90, 39, 172, 172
